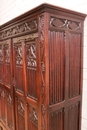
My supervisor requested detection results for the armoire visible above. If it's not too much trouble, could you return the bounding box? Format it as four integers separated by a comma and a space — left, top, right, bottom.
0, 3, 86, 130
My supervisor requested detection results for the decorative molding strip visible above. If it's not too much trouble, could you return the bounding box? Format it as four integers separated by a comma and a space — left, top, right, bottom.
39, 14, 46, 130
13, 33, 38, 43
0, 19, 37, 39
50, 17, 81, 31
29, 105, 38, 125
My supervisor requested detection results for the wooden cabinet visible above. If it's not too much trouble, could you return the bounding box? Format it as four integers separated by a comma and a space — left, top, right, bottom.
0, 3, 86, 130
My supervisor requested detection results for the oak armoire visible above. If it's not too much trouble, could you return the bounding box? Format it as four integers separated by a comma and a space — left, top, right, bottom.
0, 3, 86, 130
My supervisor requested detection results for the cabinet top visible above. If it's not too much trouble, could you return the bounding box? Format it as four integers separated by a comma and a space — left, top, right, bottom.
0, 3, 86, 40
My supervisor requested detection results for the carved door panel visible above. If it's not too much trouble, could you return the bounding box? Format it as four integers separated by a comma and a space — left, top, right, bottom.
0, 88, 6, 124
15, 95, 26, 130
25, 41, 38, 100
0, 43, 4, 84
13, 40, 25, 94
6, 90, 14, 130
4, 39, 12, 89
27, 104, 38, 130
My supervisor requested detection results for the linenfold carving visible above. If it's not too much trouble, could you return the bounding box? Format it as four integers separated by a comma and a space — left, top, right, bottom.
50, 17, 81, 31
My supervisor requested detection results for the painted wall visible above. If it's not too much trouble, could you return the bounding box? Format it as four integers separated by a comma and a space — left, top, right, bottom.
0, 0, 87, 130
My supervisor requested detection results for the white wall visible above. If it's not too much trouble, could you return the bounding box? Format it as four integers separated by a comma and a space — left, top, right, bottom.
0, 0, 87, 130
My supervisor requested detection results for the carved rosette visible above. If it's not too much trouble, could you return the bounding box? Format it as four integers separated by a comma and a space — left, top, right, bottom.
26, 43, 37, 69
18, 100, 25, 116
50, 17, 81, 31
29, 105, 38, 125
4, 44, 10, 63
0, 45, 3, 62
15, 44, 23, 65
39, 14, 46, 130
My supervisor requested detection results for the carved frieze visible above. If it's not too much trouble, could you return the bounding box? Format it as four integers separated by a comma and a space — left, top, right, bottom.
4, 44, 10, 63
26, 43, 37, 69
13, 33, 38, 43
18, 100, 25, 116
29, 105, 38, 125
0, 19, 37, 39
50, 17, 81, 31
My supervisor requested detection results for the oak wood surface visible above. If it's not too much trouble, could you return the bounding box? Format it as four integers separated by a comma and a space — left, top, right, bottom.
0, 3, 86, 130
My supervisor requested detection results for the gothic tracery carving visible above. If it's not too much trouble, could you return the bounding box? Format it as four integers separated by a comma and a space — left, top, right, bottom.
7, 93, 12, 105
4, 44, 10, 63
29, 105, 38, 125
1, 20, 37, 39
15, 44, 23, 65
1, 90, 5, 98
26, 43, 37, 69
50, 17, 81, 31
18, 100, 25, 116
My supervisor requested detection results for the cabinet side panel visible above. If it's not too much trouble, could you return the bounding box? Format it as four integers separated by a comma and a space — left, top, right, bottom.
49, 31, 65, 105
69, 33, 81, 98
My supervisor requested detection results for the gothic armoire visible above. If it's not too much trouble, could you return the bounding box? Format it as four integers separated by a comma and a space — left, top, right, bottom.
0, 3, 86, 130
